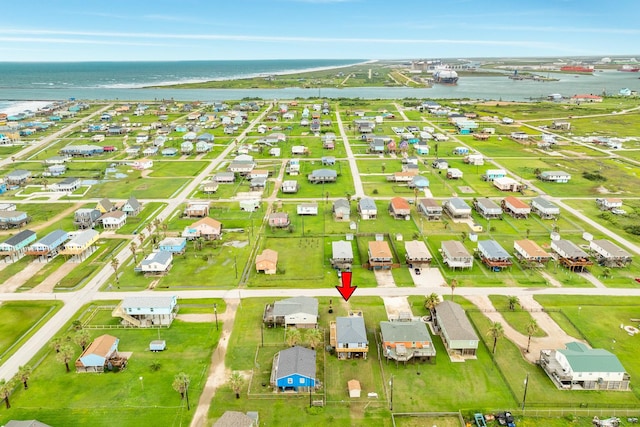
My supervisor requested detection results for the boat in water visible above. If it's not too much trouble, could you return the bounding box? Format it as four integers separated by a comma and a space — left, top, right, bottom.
433, 69, 459, 85
618, 65, 640, 72
560, 65, 594, 73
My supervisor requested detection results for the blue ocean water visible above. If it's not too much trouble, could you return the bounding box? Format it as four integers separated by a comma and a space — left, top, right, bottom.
0, 59, 364, 90
0, 60, 638, 109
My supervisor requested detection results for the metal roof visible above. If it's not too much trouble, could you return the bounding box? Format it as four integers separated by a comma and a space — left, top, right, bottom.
359, 198, 377, 211
435, 301, 478, 342
559, 342, 626, 373
2, 229, 36, 247
122, 295, 176, 310
591, 239, 631, 258
448, 197, 471, 211
36, 229, 67, 247
478, 240, 511, 259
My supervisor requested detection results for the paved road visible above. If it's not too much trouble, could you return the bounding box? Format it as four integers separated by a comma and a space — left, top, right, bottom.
0, 104, 273, 383
1, 101, 640, 427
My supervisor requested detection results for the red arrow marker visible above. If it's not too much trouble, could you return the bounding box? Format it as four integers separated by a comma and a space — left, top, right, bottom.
336, 271, 357, 302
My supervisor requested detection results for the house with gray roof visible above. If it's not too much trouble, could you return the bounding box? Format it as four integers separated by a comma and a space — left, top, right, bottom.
135, 251, 173, 275
380, 321, 436, 364
405, 240, 432, 268
477, 240, 512, 271
435, 301, 479, 357
418, 198, 442, 221
6, 169, 31, 186
331, 311, 368, 360
530, 197, 560, 219
539, 170, 571, 183
73, 208, 102, 230
473, 198, 502, 220
308, 168, 337, 184
5, 421, 52, 427
0, 210, 30, 229
112, 295, 178, 327
263, 296, 318, 328
540, 342, 630, 390
358, 198, 377, 220
213, 411, 258, 427
0, 229, 37, 262
121, 196, 141, 216
441, 240, 473, 270
589, 239, 632, 268
331, 240, 354, 270
25, 229, 68, 259
271, 346, 317, 392
60, 229, 99, 260
443, 197, 471, 219
551, 239, 593, 272
50, 177, 81, 193
333, 199, 350, 221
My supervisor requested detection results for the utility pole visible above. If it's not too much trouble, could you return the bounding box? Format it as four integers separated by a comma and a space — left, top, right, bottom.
213, 303, 218, 331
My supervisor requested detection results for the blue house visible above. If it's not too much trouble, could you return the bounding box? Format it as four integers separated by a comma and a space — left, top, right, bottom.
158, 237, 187, 254
75, 334, 120, 373
0, 229, 37, 262
482, 169, 507, 182
0, 210, 30, 228
270, 346, 316, 392
26, 229, 68, 258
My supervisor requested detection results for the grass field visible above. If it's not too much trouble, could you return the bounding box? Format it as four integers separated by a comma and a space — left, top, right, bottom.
0, 303, 222, 427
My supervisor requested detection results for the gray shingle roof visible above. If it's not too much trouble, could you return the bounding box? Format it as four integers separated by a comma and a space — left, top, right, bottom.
37, 229, 67, 247
359, 198, 377, 211
332, 240, 353, 259
380, 321, 432, 343
275, 346, 316, 380
272, 297, 318, 317
3, 230, 35, 247
336, 316, 368, 344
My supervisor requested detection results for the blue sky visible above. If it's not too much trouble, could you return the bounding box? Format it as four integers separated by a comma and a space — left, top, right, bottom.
0, 0, 638, 61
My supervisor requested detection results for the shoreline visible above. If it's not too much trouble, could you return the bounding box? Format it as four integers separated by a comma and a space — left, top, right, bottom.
138, 59, 378, 89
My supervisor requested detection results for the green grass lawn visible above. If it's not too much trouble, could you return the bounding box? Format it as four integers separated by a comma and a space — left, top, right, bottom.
0, 301, 61, 362
0, 304, 221, 427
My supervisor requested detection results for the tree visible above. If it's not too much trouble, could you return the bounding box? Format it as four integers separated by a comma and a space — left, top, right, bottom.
17, 365, 32, 390
305, 328, 323, 350
71, 320, 83, 332
602, 267, 612, 279
130, 241, 138, 264
285, 328, 301, 347
74, 329, 91, 351
172, 372, 191, 408
0, 379, 14, 409
448, 279, 457, 302
111, 257, 120, 284
526, 319, 539, 353
50, 336, 64, 353
507, 296, 520, 311
424, 293, 440, 319
487, 322, 504, 355
56, 344, 75, 373
229, 371, 243, 399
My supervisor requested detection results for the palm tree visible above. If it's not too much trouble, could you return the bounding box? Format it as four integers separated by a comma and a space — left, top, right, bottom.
17, 365, 32, 390
130, 241, 138, 264
487, 322, 504, 355
50, 336, 64, 353
74, 329, 91, 351
0, 379, 14, 408
229, 371, 243, 399
111, 257, 120, 284
305, 328, 323, 350
424, 293, 440, 320
56, 344, 75, 372
526, 319, 539, 353
602, 267, 612, 279
507, 296, 520, 311
285, 328, 301, 347
172, 372, 191, 409
449, 279, 457, 302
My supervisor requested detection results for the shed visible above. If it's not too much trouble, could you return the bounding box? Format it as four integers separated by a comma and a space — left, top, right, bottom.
149, 340, 166, 352
348, 380, 361, 398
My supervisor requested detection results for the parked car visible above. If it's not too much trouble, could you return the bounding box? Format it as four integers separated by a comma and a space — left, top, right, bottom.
496, 411, 516, 427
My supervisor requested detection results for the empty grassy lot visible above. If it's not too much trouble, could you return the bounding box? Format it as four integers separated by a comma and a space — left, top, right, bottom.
0, 302, 222, 427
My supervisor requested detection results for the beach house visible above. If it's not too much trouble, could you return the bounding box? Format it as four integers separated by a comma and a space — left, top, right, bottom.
331, 311, 368, 360
256, 249, 278, 274
380, 321, 436, 364
530, 197, 560, 219
441, 240, 473, 270
330, 240, 354, 270
270, 346, 317, 392
358, 198, 377, 220
513, 239, 551, 265
263, 296, 318, 328
473, 198, 502, 220
551, 240, 593, 272
501, 196, 531, 219
418, 198, 442, 221
182, 217, 222, 240
405, 240, 432, 268
443, 198, 471, 219
539, 171, 571, 183
0, 229, 37, 262
368, 240, 393, 270
112, 295, 178, 327
589, 239, 632, 267
389, 197, 411, 220
477, 240, 512, 271
136, 251, 173, 275
435, 301, 479, 357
